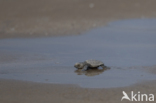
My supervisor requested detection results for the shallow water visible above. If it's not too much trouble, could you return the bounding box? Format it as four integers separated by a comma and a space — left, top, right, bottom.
1, 66, 156, 88
0, 19, 156, 88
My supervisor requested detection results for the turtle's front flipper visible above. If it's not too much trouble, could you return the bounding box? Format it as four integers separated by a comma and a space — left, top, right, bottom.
101, 65, 110, 69
82, 65, 88, 71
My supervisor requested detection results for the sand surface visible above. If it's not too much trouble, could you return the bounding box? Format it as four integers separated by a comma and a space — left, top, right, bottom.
0, 79, 156, 103
0, 0, 156, 38
1, 0, 156, 103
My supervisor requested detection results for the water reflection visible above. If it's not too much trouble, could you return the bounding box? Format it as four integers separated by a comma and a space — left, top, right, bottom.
75, 68, 109, 76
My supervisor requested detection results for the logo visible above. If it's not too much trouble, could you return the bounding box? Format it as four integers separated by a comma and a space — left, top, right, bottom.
121, 91, 154, 102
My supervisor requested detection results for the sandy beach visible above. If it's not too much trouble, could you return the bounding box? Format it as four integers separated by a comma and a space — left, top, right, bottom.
0, 79, 156, 103
0, 0, 156, 38
0, 0, 156, 103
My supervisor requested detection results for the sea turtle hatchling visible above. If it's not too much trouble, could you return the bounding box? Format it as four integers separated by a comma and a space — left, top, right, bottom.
74, 60, 109, 71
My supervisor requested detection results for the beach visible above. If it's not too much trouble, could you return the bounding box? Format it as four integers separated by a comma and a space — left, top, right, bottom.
0, 0, 156, 103
0, 79, 156, 103
0, 0, 156, 38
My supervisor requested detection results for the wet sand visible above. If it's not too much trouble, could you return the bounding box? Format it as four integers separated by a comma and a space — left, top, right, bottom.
0, 79, 156, 103
0, 0, 156, 38
1, 19, 156, 102
1, 0, 156, 103
1, 19, 156, 89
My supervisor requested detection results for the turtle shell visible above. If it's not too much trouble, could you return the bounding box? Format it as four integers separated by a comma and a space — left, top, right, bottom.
85, 60, 104, 67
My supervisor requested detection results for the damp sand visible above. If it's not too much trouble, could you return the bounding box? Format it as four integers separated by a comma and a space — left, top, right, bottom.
1, 0, 156, 102
0, 79, 156, 103
0, 0, 156, 38
0, 19, 156, 103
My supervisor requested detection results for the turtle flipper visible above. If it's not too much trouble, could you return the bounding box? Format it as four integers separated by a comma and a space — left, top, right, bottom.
82, 65, 88, 71
101, 64, 110, 69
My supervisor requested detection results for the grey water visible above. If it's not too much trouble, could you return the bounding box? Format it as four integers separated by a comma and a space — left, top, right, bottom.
0, 19, 156, 88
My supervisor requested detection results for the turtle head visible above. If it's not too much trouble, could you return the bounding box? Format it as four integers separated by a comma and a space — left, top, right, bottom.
74, 62, 84, 69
